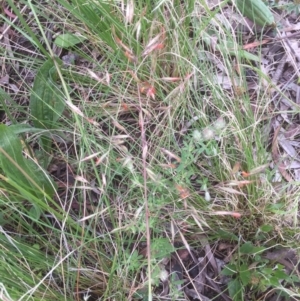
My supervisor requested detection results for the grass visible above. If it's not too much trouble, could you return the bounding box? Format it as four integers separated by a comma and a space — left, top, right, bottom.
0, 0, 299, 300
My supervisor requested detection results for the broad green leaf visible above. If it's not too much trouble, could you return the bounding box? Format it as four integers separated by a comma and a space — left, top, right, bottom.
54, 33, 86, 48
29, 204, 42, 220
269, 276, 280, 286
240, 242, 254, 254
260, 224, 273, 233
221, 263, 237, 276
9, 124, 49, 135
0, 124, 56, 199
240, 242, 265, 254
228, 279, 243, 300
236, 0, 275, 27
30, 58, 65, 130
273, 269, 288, 280
262, 267, 273, 275
215, 229, 239, 241
252, 246, 266, 254
239, 264, 251, 286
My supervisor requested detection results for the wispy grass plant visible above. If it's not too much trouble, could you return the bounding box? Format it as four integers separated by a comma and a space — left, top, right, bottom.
0, 0, 299, 300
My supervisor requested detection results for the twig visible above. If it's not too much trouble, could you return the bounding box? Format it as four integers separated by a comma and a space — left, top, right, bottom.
138, 92, 152, 300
